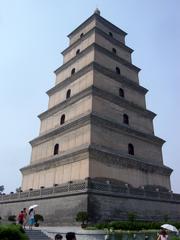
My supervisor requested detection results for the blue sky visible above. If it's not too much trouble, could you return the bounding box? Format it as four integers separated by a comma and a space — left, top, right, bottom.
0, 0, 180, 193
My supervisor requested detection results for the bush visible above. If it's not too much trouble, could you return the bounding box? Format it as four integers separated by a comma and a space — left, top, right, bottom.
93, 221, 180, 231
8, 215, 16, 222
76, 211, 88, 227
0, 224, 28, 240
171, 237, 180, 240
95, 221, 174, 231
34, 214, 44, 226
127, 212, 137, 222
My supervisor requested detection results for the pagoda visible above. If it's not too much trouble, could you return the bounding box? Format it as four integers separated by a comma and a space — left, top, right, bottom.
14, 10, 180, 224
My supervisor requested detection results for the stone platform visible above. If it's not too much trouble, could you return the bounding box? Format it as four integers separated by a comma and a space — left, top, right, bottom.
0, 178, 180, 225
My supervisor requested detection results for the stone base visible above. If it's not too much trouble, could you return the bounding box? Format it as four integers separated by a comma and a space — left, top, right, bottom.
1, 179, 180, 225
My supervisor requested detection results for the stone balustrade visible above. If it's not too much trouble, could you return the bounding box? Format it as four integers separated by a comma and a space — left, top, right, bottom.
1, 178, 180, 203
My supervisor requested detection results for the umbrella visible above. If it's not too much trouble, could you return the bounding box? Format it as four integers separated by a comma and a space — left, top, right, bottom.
161, 224, 178, 233
29, 204, 38, 210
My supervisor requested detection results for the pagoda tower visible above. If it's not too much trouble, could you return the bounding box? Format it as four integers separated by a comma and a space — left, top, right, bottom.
21, 9, 172, 193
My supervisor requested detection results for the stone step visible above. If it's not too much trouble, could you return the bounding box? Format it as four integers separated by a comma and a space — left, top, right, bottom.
25, 229, 52, 240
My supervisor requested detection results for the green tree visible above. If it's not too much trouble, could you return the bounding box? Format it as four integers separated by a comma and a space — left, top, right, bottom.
0, 185, 4, 193
76, 211, 88, 228
8, 215, 16, 222
34, 214, 44, 227
127, 212, 137, 222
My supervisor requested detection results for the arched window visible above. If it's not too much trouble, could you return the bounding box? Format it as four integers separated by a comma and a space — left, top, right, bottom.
71, 68, 75, 75
123, 114, 129, 125
60, 114, 65, 125
109, 32, 113, 37
80, 33, 84, 38
128, 143, 134, 155
66, 89, 71, 99
112, 48, 116, 54
76, 49, 80, 55
119, 88, 124, 97
116, 67, 121, 75
54, 144, 59, 155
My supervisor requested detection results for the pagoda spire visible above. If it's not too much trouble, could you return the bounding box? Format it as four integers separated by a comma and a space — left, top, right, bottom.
94, 7, 100, 15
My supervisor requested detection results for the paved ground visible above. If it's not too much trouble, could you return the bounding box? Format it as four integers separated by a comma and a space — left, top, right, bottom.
38, 226, 105, 240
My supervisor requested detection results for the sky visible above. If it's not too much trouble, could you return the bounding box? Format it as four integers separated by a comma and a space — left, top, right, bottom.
0, 0, 180, 194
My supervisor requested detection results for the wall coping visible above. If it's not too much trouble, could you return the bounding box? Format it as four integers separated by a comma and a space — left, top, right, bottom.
1, 179, 180, 204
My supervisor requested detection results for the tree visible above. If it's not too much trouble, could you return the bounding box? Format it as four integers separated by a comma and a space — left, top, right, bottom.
8, 215, 16, 222
127, 212, 137, 222
34, 214, 44, 227
16, 187, 22, 193
0, 185, 4, 193
76, 211, 88, 228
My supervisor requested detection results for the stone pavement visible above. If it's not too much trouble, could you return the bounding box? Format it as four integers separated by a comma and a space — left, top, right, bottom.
38, 226, 105, 240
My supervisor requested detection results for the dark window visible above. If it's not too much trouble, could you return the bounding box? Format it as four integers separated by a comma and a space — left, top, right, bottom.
80, 33, 84, 38
116, 67, 121, 75
109, 32, 113, 37
60, 114, 65, 125
123, 114, 129, 125
128, 143, 134, 155
112, 48, 116, 54
66, 89, 71, 99
76, 49, 80, 55
54, 144, 59, 155
119, 88, 124, 97
71, 68, 75, 75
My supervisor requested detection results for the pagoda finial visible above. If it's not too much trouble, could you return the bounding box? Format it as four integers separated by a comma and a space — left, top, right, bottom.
94, 7, 100, 15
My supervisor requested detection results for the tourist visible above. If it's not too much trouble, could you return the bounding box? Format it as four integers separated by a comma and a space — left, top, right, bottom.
157, 229, 168, 240
18, 210, 24, 225
23, 207, 28, 229
55, 233, 63, 239
66, 232, 76, 240
28, 208, 35, 230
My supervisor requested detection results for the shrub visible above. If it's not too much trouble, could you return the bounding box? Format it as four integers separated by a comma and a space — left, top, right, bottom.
171, 237, 180, 240
163, 214, 169, 222
76, 211, 88, 227
92, 220, 180, 231
127, 212, 137, 222
8, 215, 16, 222
94, 221, 166, 231
0, 224, 28, 240
34, 214, 44, 227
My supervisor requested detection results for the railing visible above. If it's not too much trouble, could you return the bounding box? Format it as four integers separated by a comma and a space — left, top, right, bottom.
0, 179, 179, 203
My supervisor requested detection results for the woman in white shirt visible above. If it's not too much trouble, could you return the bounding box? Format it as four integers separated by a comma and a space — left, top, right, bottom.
28, 208, 35, 230
157, 229, 168, 240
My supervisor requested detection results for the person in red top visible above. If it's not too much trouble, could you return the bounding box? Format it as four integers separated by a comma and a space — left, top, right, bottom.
18, 211, 24, 225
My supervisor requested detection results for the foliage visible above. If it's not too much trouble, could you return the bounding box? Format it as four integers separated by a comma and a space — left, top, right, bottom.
0, 185, 4, 192
8, 215, 16, 222
127, 212, 137, 222
163, 214, 169, 222
0, 224, 28, 240
16, 187, 22, 193
34, 214, 44, 223
171, 237, 180, 240
93, 221, 180, 231
76, 211, 88, 224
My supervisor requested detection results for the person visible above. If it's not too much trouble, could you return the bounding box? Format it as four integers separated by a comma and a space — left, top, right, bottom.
157, 229, 168, 240
23, 207, 27, 229
18, 210, 24, 225
28, 208, 35, 230
66, 232, 76, 240
55, 233, 63, 240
